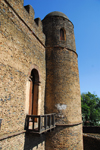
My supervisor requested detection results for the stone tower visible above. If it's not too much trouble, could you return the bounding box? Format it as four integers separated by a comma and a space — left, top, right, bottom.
42, 11, 83, 150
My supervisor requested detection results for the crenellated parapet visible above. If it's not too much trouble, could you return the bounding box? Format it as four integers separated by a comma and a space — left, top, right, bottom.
35, 18, 43, 30
1, 0, 45, 45
7, 0, 24, 6
24, 5, 35, 21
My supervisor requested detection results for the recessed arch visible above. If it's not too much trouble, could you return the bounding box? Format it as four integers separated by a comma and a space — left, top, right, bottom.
60, 28, 66, 41
29, 68, 40, 121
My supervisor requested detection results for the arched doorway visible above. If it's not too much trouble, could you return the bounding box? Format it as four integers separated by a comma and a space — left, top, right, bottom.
29, 69, 40, 121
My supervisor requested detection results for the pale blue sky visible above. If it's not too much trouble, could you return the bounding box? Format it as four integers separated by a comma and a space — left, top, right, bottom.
24, 0, 100, 97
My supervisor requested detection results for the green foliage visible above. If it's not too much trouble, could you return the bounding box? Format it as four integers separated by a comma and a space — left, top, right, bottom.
81, 92, 100, 126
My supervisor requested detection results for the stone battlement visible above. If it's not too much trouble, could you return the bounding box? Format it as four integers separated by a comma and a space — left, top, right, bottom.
1, 0, 45, 45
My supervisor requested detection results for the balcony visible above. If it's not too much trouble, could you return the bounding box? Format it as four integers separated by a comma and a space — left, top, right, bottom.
25, 113, 56, 134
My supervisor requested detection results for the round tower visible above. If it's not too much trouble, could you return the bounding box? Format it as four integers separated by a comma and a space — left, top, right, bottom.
42, 11, 83, 150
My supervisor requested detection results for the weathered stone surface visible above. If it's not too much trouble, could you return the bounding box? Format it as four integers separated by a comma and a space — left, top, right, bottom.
46, 125, 83, 150
0, 0, 83, 149
43, 12, 83, 149
0, 133, 25, 150
0, 0, 45, 149
42, 15, 76, 51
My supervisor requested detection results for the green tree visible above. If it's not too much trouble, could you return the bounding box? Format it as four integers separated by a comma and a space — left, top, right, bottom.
81, 92, 100, 126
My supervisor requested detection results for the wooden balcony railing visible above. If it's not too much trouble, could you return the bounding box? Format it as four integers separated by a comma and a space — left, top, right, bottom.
25, 113, 56, 134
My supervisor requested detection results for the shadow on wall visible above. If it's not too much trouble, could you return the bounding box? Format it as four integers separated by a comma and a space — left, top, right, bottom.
83, 135, 100, 150
24, 133, 45, 150
83, 127, 100, 150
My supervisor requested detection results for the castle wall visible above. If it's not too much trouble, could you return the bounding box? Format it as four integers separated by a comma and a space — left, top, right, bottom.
0, 133, 25, 150
0, 1, 83, 149
43, 14, 83, 150
0, 133, 45, 150
0, 0, 46, 149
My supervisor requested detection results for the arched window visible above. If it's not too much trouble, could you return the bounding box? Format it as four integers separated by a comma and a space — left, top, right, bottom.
60, 28, 66, 41
29, 69, 39, 121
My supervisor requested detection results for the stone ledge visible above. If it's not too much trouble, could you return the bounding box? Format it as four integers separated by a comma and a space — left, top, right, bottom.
56, 122, 82, 127
46, 46, 78, 57
83, 133, 100, 140
0, 130, 26, 141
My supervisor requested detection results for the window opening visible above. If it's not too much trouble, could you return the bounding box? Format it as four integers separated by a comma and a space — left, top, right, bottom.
60, 28, 66, 41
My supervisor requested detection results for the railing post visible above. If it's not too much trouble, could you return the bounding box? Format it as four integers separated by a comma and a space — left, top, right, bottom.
51, 115, 53, 126
32, 117, 34, 130
25, 115, 29, 130
49, 115, 51, 128
38, 116, 41, 132
52, 114, 55, 127
54, 114, 55, 126
45, 115, 47, 130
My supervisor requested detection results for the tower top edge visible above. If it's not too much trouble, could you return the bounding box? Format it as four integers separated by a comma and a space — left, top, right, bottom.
43, 11, 69, 20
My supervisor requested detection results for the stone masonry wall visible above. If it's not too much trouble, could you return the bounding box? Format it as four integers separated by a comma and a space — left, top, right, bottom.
45, 47, 83, 149
0, 133, 45, 150
42, 16, 76, 51
0, 133, 25, 150
46, 124, 83, 150
43, 13, 83, 149
0, 0, 46, 149
45, 47, 81, 124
